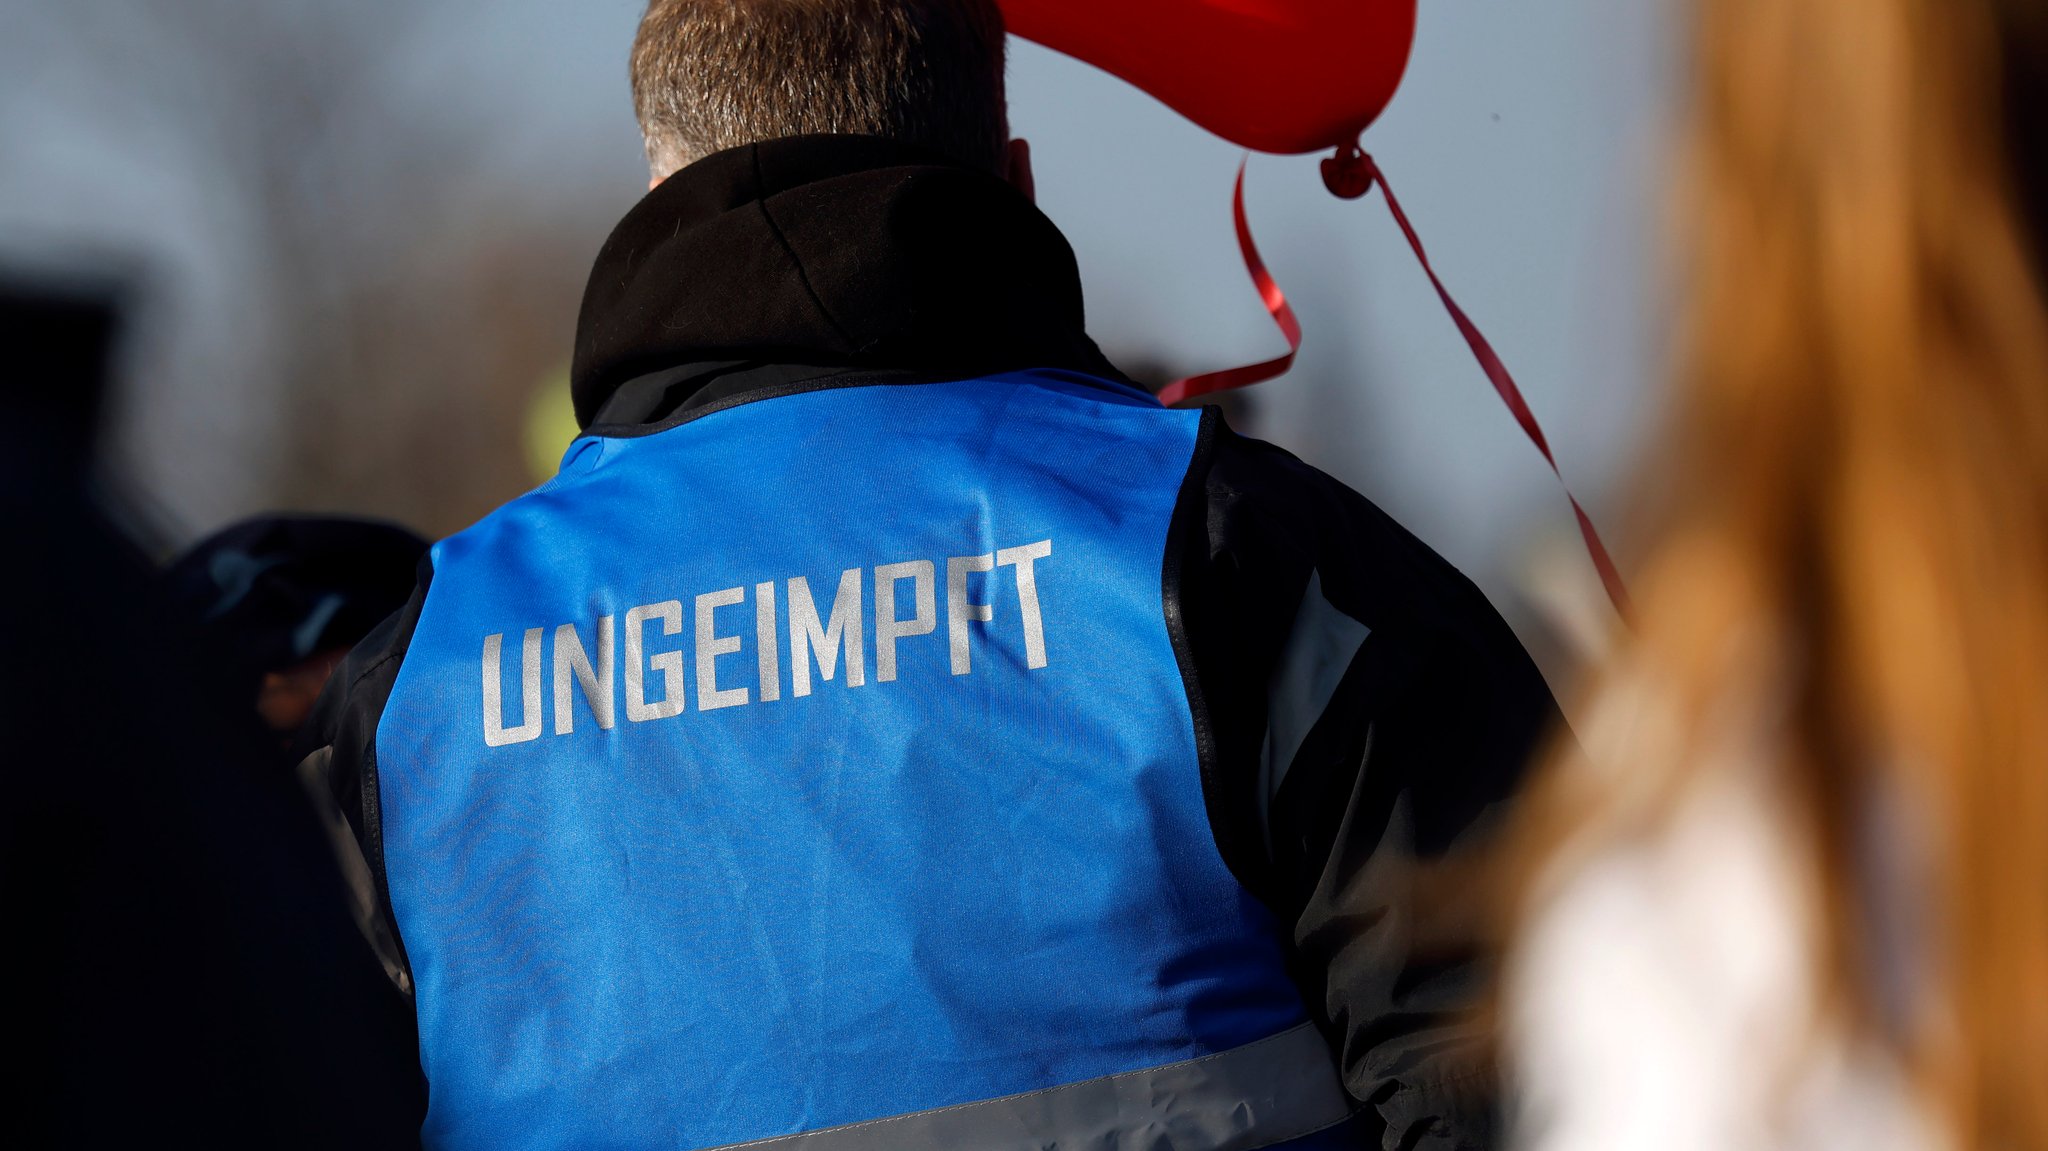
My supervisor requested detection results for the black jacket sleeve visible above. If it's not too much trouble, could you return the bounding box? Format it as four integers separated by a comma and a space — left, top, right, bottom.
1173, 415, 1566, 1150
293, 561, 436, 1135
295, 559, 435, 1029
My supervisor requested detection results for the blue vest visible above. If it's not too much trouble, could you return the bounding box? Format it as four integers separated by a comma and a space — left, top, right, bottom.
378, 371, 1360, 1150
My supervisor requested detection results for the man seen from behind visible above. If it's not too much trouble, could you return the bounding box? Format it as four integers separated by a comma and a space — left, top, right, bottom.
305, 3, 1564, 1148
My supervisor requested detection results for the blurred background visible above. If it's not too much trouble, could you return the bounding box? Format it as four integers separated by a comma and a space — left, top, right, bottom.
0, 0, 1674, 692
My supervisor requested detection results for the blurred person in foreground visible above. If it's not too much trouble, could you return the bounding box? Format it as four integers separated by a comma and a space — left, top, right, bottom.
3, 280, 423, 1147
1501, 0, 2048, 1148
304, 2, 1562, 1147
164, 516, 427, 758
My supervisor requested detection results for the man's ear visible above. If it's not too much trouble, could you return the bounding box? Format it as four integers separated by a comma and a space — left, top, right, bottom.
1004, 138, 1035, 203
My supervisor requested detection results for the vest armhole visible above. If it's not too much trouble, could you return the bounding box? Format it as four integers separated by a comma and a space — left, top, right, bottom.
350, 568, 435, 995
1163, 407, 1273, 899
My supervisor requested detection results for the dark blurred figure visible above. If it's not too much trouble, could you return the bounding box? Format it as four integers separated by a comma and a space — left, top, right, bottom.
0, 275, 423, 1147
164, 516, 427, 755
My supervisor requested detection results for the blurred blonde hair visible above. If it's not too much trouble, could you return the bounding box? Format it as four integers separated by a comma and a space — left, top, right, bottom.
1510, 0, 2048, 1144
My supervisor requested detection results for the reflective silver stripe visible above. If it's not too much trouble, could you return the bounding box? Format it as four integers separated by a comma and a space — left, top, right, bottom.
712, 1022, 1355, 1151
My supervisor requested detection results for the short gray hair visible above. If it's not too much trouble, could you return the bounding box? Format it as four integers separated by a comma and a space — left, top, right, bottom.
631, 0, 1010, 178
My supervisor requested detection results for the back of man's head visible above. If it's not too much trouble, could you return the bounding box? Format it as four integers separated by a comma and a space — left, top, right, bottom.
631, 0, 1010, 180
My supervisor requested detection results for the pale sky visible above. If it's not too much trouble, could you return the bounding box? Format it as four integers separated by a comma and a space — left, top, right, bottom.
0, 0, 1675, 662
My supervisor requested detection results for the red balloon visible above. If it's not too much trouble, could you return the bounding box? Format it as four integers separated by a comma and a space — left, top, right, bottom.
1001, 0, 1418, 158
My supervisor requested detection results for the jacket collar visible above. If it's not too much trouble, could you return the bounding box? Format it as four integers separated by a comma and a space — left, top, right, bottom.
570, 134, 1126, 428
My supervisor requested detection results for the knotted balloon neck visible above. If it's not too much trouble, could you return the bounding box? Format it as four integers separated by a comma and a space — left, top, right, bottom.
1321, 141, 1378, 199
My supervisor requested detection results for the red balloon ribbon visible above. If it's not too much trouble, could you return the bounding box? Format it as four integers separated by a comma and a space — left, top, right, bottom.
1162, 154, 1632, 619
1156, 163, 1301, 408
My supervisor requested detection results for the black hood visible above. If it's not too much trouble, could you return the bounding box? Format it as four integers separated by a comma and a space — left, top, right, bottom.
570, 134, 1125, 428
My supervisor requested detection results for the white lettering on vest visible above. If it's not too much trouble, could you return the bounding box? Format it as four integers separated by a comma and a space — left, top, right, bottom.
553, 617, 616, 735
996, 540, 1053, 670
789, 568, 866, 698
474, 538, 1055, 747
874, 560, 936, 683
946, 553, 996, 676
482, 629, 545, 746
623, 601, 685, 723
755, 581, 782, 704
695, 587, 749, 712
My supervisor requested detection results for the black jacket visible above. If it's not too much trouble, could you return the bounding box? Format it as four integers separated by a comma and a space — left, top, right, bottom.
307, 135, 1563, 1150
